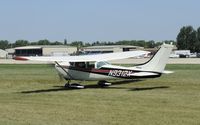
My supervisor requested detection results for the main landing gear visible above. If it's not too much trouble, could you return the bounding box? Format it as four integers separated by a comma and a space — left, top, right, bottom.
64, 81, 84, 89
64, 80, 112, 89
97, 80, 112, 87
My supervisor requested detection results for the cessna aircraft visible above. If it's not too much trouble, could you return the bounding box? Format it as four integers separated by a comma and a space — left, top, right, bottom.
15, 43, 173, 89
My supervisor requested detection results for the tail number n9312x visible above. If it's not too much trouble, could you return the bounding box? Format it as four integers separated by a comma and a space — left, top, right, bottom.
108, 70, 133, 77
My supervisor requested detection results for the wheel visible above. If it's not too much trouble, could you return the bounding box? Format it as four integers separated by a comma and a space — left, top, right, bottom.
70, 83, 84, 89
98, 80, 111, 87
98, 80, 106, 87
64, 83, 70, 88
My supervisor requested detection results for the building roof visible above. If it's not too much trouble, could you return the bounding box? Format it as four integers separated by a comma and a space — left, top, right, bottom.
5, 48, 15, 53
14, 45, 76, 50
15, 46, 42, 50
0, 49, 8, 54
84, 45, 144, 49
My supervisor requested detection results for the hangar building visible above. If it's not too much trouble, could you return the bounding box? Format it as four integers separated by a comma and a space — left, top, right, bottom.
0, 49, 8, 59
14, 45, 77, 56
83, 45, 144, 54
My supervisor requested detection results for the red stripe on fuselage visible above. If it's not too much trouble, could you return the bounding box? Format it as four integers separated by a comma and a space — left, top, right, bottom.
60, 65, 110, 74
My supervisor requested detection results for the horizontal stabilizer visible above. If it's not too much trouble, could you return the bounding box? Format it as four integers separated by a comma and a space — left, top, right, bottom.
130, 72, 159, 77
162, 70, 174, 74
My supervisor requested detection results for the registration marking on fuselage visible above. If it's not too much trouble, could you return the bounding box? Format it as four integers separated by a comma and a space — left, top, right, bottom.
108, 70, 133, 77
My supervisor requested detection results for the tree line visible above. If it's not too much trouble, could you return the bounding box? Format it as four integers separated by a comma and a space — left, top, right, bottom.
0, 39, 65, 50
177, 26, 200, 52
0, 39, 176, 50
0, 25, 199, 52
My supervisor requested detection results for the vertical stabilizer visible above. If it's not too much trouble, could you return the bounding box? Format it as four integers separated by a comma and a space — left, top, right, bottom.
135, 44, 173, 73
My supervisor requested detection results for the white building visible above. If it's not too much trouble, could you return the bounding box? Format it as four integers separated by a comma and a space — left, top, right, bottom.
13, 45, 77, 56
0, 49, 8, 59
83, 45, 144, 54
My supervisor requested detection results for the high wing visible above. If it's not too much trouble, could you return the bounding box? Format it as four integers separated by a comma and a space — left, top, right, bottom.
15, 50, 149, 62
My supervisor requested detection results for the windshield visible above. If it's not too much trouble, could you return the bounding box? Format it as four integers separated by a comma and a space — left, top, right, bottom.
95, 61, 110, 69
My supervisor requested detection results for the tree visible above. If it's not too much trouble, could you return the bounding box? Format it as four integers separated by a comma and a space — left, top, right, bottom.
188, 30, 197, 52
177, 26, 188, 50
30, 42, 38, 45
145, 40, 155, 48
0, 40, 9, 50
92, 41, 100, 46
155, 42, 163, 47
163, 40, 176, 45
37, 39, 50, 45
50, 41, 63, 45
177, 26, 197, 52
84, 42, 91, 47
198, 27, 200, 41
195, 27, 200, 52
70, 41, 83, 47
64, 39, 67, 45
14, 40, 29, 47
70, 41, 83, 54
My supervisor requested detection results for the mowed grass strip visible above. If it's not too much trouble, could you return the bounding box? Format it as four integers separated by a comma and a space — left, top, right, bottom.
0, 64, 200, 125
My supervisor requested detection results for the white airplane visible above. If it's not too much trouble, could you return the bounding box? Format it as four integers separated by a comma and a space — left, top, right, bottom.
15, 43, 173, 89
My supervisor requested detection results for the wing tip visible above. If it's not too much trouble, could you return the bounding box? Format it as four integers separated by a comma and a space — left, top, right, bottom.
14, 56, 29, 61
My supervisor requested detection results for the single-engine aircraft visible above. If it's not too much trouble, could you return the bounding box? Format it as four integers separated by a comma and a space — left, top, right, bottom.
15, 43, 173, 89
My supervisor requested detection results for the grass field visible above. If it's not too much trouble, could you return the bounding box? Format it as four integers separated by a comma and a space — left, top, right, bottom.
0, 64, 200, 125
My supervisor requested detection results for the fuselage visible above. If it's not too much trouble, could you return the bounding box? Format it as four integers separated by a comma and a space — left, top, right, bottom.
54, 44, 174, 81
55, 62, 162, 81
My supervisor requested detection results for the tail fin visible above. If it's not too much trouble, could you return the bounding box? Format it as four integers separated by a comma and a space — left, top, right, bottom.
135, 43, 173, 73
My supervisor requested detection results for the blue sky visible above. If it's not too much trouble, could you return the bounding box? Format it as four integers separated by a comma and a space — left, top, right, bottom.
0, 0, 199, 43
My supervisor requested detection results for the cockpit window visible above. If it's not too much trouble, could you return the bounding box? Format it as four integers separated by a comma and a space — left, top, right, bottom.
95, 61, 110, 69
70, 62, 95, 69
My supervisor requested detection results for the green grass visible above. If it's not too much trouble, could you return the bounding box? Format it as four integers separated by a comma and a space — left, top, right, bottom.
0, 64, 200, 125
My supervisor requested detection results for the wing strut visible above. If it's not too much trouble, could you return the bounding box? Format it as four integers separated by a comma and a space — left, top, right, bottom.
55, 61, 74, 81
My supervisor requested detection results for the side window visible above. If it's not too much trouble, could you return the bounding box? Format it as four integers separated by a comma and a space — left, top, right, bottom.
70, 62, 95, 69
86, 62, 95, 68
76, 62, 86, 68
